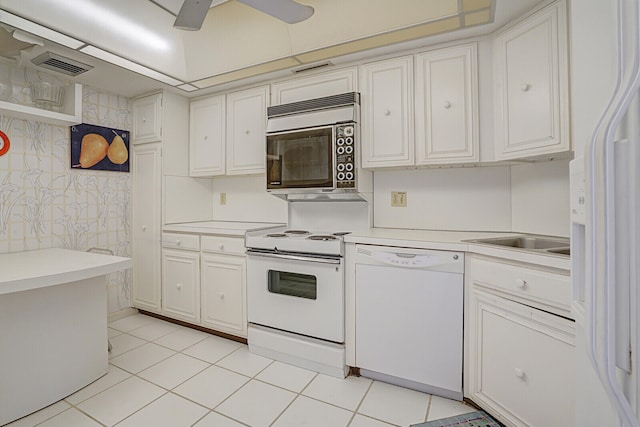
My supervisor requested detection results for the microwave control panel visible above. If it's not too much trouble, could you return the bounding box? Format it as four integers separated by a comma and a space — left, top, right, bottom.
335, 124, 356, 188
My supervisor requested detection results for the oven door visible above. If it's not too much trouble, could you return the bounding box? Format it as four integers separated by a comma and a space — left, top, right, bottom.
247, 250, 344, 343
266, 126, 335, 191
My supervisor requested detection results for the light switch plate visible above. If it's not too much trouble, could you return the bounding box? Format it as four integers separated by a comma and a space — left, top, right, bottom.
220, 192, 227, 205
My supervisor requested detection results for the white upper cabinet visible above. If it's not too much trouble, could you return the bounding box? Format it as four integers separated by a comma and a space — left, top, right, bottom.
415, 43, 479, 164
132, 93, 162, 144
189, 94, 226, 177
226, 86, 269, 175
359, 56, 414, 168
493, 0, 569, 160
271, 67, 357, 105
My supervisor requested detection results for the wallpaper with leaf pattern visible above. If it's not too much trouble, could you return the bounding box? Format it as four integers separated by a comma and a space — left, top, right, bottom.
0, 61, 131, 314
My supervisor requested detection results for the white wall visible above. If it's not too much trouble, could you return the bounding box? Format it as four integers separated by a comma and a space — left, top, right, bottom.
211, 174, 288, 223
373, 166, 512, 231
510, 159, 570, 237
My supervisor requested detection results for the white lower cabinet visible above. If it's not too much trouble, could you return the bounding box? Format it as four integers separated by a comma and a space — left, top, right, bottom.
162, 248, 200, 323
466, 255, 575, 426
201, 253, 247, 337
159, 232, 248, 338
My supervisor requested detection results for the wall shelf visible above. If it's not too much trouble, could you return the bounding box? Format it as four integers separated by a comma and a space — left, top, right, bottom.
0, 83, 82, 126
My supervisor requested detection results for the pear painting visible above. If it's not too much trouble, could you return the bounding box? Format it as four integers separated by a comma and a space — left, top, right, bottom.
71, 124, 130, 172
108, 131, 128, 164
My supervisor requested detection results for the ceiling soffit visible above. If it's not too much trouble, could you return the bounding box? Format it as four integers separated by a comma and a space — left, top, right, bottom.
0, 0, 496, 94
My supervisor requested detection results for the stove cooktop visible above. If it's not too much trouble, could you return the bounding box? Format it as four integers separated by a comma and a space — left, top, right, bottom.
246, 227, 352, 255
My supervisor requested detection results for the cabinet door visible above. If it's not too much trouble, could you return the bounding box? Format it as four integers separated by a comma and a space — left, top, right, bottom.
189, 95, 225, 176
162, 248, 200, 323
468, 288, 575, 426
494, 1, 569, 159
415, 44, 479, 164
131, 143, 162, 312
226, 86, 268, 175
359, 56, 414, 168
201, 253, 247, 337
271, 67, 357, 105
132, 93, 162, 144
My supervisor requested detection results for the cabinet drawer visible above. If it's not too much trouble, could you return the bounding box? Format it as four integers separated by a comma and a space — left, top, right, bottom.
471, 290, 575, 426
161, 233, 200, 251
469, 257, 570, 315
201, 236, 245, 255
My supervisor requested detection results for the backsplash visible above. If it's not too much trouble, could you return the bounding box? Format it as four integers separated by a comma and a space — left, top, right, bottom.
0, 61, 131, 314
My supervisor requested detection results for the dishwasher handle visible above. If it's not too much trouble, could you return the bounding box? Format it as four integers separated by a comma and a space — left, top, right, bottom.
355, 245, 464, 273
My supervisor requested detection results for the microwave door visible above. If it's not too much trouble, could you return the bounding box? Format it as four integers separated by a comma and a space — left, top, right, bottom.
267, 127, 334, 190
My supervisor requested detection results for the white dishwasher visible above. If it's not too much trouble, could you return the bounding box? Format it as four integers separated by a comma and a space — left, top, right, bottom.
355, 244, 464, 400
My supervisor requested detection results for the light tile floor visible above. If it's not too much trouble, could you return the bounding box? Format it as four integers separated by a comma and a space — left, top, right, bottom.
7, 314, 475, 427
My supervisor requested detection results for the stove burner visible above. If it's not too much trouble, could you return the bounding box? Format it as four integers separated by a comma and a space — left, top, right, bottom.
333, 232, 351, 236
266, 233, 287, 238
284, 230, 310, 235
307, 235, 338, 241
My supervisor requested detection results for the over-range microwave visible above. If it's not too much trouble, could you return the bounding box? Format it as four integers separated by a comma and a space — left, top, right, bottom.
265, 92, 368, 202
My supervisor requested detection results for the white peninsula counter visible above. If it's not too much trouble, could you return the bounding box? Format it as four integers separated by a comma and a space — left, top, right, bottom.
0, 248, 132, 426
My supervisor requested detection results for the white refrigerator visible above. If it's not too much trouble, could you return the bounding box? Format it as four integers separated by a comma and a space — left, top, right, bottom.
570, 0, 640, 425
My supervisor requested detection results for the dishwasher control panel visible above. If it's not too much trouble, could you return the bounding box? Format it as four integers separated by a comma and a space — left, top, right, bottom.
356, 245, 464, 274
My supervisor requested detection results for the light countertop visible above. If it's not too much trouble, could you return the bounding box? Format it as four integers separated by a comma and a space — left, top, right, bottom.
345, 228, 571, 270
162, 221, 284, 236
0, 248, 133, 295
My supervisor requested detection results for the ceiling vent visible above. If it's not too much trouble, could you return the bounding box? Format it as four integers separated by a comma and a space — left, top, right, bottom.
292, 61, 333, 74
31, 52, 93, 77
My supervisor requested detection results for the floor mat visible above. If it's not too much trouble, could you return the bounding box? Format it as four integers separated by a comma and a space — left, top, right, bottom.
411, 410, 502, 427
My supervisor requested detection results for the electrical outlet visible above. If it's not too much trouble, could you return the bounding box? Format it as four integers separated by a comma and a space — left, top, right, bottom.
219, 192, 227, 205
391, 191, 407, 207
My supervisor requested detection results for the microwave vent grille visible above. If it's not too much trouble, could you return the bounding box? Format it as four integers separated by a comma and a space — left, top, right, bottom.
268, 92, 360, 118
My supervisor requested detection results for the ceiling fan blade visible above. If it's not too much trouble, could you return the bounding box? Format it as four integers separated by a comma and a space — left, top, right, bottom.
174, 0, 214, 30
237, 0, 314, 24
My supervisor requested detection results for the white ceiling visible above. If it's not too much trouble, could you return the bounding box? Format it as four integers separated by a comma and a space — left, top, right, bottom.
0, 0, 544, 98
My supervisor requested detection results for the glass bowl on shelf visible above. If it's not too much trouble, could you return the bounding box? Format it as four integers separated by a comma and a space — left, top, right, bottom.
29, 81, 65, 111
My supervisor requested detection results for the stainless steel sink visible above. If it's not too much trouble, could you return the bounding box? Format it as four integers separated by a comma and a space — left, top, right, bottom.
466, 235, 570, 257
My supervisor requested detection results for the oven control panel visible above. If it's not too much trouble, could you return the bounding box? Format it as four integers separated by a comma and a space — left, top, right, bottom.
335, 123, 356, 189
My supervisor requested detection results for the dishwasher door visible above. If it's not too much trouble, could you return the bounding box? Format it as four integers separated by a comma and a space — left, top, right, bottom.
354, 244, 464, 400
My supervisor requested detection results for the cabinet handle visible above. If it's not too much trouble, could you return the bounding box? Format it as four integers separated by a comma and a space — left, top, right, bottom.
521, 83, 532, 92
514, 368, 525, 379
218, 243, 224, 250
219, 292, 225, 300
515, 278, 527, 289
383, 109, 391, 116
443, 101, 451, 109
142, 225, 147, 231
176, 283, 182, 290
176, 239, 181, 246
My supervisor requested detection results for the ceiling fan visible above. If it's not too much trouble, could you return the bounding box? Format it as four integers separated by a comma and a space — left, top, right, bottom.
174, 0, 314, 30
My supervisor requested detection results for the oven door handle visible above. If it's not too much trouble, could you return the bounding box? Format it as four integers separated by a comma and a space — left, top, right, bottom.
246, 249, 341, 265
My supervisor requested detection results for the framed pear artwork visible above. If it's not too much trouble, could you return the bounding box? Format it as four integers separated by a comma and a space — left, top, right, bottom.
71, 123, 129, 172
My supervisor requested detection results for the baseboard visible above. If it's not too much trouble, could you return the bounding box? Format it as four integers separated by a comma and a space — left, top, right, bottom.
107, 307, 138, 323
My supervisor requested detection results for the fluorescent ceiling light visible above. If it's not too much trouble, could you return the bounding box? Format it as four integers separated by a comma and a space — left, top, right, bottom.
0, 10, 84, 49
39, 0, 170, 52
80, 45, 184, 86
177, 84, 199, 92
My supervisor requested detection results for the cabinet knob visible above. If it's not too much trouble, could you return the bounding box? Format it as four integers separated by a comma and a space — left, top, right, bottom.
142, 117, 147, 123
443, 101, 451, 109
218, 243, 224, 250
219, 292, 225, 300
141, 225, 147, 231
515, 278, 527, 289
521, 83, 532, 92
176, 283, 182, 290
514, 368, 525, 379
204, 135, 208, 140
245, 129, 250, 135
383, 109, 391, 116
176, 239, 181, 246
